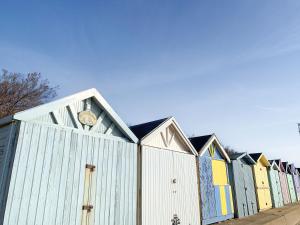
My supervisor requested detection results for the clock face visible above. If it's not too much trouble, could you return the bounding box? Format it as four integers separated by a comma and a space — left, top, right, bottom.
78, 110, 97, 126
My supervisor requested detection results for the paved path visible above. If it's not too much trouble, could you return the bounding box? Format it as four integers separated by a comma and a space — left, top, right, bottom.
218, 203, 300, 225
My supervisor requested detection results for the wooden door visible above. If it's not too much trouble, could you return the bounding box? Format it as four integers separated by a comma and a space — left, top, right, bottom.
243, 164, 257, 215
142, 147, 200, 225
142, 147, 174, 225
256, 189, 266, 210
279, 172, 291, 204
173, 151, 200, 225
200, 157, 217, 221
275, 172, 284, 207
268, 169, 279, 207
264, 189, 272, 209
232, 162, 248, 217
287, 174, 297, 203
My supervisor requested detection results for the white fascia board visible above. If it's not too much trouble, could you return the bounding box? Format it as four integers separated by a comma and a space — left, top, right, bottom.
140, 117, 198, 156
14, 88, 138, 143
199, 134, 231, 163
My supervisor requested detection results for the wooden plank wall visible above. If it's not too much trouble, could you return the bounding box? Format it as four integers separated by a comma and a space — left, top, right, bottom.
287, 174, 297, 203
141, 146, 200, 225
2, 121, 137, 225
0, 122, 19, 225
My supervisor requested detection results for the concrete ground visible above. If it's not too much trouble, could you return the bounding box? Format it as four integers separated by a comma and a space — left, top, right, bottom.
218, 203, 300, 225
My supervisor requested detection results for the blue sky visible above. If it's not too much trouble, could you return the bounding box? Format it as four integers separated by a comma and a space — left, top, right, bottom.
1, 1, 300, 164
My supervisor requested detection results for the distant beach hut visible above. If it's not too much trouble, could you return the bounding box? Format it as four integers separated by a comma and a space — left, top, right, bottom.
276, 160, 291, 204
189, 134, 234, 225
268, 160, 284, 208
228, 152, 258, 218
249, 153, 272, 211
285, 163, 298, 203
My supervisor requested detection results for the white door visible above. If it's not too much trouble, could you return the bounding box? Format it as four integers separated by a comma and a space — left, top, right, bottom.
141, 146, 200, 225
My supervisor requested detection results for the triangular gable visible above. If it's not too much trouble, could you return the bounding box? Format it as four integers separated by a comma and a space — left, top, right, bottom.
13, 88, 138, 143
282, 162, 289, 174
249, 153, 270, 167
288, 164, 296, 174
235, 152, 256, 165
269, 160, 280, 171
131, 117, 197, 156
275, 160, 286, 172
190, 134, 230, 162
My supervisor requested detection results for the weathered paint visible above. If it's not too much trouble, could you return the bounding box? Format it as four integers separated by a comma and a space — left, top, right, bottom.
228, 154, 258, 218
251, 155, 272, 211
268, 163, 284, 208
195, 137, 234, 225
1, 89, 138, 225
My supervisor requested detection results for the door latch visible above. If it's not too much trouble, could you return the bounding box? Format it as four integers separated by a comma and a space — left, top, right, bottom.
82, 205, 93, 213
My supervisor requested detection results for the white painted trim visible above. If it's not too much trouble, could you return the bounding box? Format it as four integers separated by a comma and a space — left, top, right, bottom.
198, 134, 231, 162
13, 88, 138, 143
236, 152, 256, 164
140, 117, 198, 156
270, 161, 280, 171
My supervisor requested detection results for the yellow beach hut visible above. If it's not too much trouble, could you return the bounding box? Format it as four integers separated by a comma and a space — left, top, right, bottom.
249, 153, 272, 211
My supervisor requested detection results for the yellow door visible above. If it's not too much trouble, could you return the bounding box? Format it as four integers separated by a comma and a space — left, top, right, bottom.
254, 165, 265, 188
212, 160, 228, 185
257, 189, 266, 210
220, 186, 228, 215
264, 189, 272, 209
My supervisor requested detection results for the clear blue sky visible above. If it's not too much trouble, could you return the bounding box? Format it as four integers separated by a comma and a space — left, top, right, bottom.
1, 1, 300, 164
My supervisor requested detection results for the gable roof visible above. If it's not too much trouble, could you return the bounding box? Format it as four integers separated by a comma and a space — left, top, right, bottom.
274, 159, 286, 172
288, 163, 296, 173
189, 134, 230, 162
189, 135, 212, 151
130, 117, 198, 155
229, 152, 256, 164
269, 160, 280, 171
249, 153, 270, 167
130, 117, 169, 139
282, 162, 289, 173
2, 88, 138, 143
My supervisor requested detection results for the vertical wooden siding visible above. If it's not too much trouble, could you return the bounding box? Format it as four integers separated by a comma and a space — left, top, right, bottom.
230, 161, 257, 218
287, 174, 297, 203
268, 169, 284, 208
279, 171, 291, 204
2, 121, 137, 225
200, 156, 234, 225
0, 123, 19, 225
253, 163, 272, 211
291, 173, 300, 201
141, 146, 200, 225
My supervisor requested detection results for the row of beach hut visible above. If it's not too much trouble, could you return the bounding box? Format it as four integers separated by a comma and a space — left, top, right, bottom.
0, 88, 300, 225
